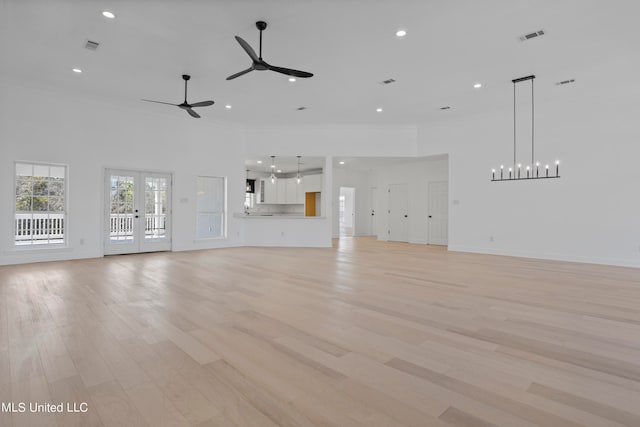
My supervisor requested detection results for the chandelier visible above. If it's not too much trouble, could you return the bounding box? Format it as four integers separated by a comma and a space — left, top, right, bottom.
492, 75, 560, 182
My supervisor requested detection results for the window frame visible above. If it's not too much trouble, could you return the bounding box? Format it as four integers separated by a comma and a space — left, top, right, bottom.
13, 161, 69, 249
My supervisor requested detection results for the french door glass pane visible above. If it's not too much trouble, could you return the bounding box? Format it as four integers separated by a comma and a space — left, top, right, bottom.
145, 177, 167, 239
110, 175, 135, 241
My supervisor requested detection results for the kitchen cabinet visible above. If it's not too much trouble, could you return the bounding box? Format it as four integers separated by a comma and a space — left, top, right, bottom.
285, 179, 298, 204
259, 178, 304, 204
303, 174, 323, 193
262, 179, 278, 204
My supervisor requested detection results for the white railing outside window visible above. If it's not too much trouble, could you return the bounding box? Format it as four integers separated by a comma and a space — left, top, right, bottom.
14, 213, 65, 245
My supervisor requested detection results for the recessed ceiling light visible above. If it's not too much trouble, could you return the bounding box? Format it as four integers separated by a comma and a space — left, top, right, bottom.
288, 77, 296, 82
473, 83, 482, 89
376, 108, 383, 112
225, 105, 232, 109
101, 11, 116, 19
339, 161, 345, 165
395, 29, 407, 37
72, 68, 82, 73
257, 160, 263, 164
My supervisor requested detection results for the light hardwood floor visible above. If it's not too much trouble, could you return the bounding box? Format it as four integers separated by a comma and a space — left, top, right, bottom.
1, 237, 640, 427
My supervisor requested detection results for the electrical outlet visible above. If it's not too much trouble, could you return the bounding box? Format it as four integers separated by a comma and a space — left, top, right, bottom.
79, 238, 85, 245
489, 236, 494, 242
281, 231, 285, 237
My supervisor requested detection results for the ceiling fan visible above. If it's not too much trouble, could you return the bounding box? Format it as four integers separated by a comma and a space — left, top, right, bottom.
142, 75, 214, 118
226, 21, 313, 80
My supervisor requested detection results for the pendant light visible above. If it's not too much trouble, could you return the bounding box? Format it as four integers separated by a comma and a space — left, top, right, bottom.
296, 156, 302, 184
491, 75, 560, 182
270, 156, 276, 184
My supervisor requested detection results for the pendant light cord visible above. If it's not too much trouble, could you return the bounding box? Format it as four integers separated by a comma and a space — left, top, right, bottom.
531, 78, 535, 168
513, 81, 516, 170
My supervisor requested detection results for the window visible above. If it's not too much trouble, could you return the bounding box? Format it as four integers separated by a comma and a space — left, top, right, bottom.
244, 193, 254, 209
14, 162, 67, 246
196, 176, 226, 239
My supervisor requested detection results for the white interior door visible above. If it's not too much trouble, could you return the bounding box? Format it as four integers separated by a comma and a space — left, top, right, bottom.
104, 169, 172, 255
388, 183, 408, 242
370, 187, 377, 236
427, 181, 448, 245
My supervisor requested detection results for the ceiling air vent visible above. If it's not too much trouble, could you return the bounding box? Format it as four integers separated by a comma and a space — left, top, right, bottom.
440, 106, 451, 110
85, 40, 100, 51
296, 106, 307, 111
555, 79, 575, 86
519, 29, 545, 42
380, 78, 396, 85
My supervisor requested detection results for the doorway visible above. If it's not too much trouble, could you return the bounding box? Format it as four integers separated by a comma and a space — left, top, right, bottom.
388, 183, 409, 242
427, 181, 448, 245
339, 187, 355, 237
104, 169, 172, 255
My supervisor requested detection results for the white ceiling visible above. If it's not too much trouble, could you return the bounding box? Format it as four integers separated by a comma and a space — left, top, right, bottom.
1, 0, 638, 126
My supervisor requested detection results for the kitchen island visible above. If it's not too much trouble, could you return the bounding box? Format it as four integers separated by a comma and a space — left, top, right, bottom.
234, 213, 331, 247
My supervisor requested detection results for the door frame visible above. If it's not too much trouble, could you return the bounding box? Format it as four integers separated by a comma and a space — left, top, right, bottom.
103, 168, 173, 255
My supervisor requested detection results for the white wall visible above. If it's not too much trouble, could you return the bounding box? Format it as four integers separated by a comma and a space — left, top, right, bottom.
417, 66, 640, 267
371, 158, 449, 244
245, 125, 418, 157
0, 82, 247, 265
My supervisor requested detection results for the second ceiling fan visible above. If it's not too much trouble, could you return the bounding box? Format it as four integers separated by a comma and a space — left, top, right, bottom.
227, 21, 313, 81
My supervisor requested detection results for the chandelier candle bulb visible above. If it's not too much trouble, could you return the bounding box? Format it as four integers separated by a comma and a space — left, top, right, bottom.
492, 169, 496, 180
546, 164, 549, 177
536, 162, 540, 177
500, 165, 504, 179
509, 167, 512, 179
556, 160, 560, 176
526, 165, 530, 178
517, 163, 521, 179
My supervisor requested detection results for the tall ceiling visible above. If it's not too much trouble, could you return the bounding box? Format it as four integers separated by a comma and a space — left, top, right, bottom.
1, 0, 637, 126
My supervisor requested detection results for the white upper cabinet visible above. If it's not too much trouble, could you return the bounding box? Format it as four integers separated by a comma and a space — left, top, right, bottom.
285, 179, 298, 204
258, 175, 320, 204
263, 179, 278, 204
302, 174, 323, 193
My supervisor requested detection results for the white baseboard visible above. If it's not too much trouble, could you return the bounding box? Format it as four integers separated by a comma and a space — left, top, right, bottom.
448, 245, 640, 269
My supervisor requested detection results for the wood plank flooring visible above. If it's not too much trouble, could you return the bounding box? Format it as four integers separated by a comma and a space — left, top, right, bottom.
1, 237, 639, 427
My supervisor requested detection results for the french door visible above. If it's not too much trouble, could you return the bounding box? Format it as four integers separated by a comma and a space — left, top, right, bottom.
104, 169, 172, 255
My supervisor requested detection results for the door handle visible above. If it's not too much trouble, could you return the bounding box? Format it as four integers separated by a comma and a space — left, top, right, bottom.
404, 214, 408, 218
428, 215, 432, 218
